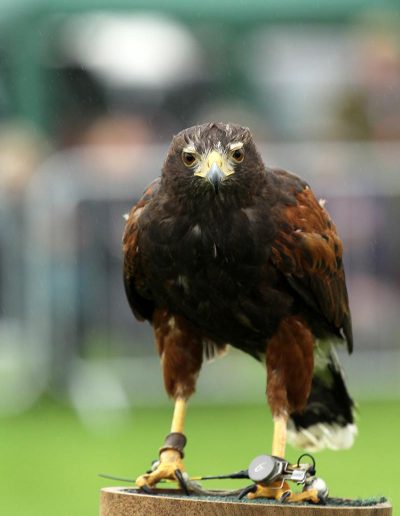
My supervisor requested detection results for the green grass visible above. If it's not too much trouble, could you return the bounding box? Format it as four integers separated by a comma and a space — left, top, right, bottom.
0, 400, 398, 515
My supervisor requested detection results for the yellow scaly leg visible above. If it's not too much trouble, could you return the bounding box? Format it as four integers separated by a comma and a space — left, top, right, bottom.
136, 397, 187, 488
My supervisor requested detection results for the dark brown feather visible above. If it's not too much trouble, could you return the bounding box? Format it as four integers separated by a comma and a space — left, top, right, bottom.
266, 315, 314, 415
122, 178, 160, 321
271, 182, 353, 352
153, 308, 203, 399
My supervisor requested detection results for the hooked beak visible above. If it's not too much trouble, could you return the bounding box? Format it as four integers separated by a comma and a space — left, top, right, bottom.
206, 162, 225, 191
193, 150, 234, 191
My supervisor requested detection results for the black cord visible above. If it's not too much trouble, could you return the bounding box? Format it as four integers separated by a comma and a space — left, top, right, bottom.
296, 453, 316, 475
98, 473, 135, 483
200, 469, 249, 480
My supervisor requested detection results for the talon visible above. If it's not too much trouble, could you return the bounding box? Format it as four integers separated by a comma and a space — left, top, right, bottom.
279, 491, 291, 503
150, 459, 160, 471
135, 448, 186, 489
139, 484, 154, 495
175, 469, 190, 495
319, 494, 328, 505
238, 484, 257, 500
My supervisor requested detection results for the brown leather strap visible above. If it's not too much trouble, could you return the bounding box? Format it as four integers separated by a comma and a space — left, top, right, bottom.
159, 432, 187, 458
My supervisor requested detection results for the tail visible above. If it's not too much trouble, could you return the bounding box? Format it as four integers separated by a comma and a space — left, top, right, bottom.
287, 342, 357, 452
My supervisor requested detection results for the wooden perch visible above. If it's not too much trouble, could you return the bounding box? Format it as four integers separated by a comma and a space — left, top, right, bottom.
100, 487, 392, 515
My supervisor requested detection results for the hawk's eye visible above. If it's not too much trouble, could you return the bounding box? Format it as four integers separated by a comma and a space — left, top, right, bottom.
231, 148, 244, 163
182, 152, 197, 167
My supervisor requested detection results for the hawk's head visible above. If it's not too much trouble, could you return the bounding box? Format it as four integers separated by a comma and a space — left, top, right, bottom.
162, 122, 265, 196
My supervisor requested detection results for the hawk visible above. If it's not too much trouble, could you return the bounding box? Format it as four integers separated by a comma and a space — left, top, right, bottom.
123, 122, 356, 498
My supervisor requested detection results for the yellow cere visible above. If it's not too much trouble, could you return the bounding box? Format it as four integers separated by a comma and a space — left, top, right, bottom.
193, 149, 236, 178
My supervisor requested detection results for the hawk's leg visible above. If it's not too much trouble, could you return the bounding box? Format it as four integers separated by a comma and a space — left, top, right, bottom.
249, 315, 316, 502
266, 315, 314, 459
272, 413, 288, 458
136, 397, 187, 489
136, 310, 203, 490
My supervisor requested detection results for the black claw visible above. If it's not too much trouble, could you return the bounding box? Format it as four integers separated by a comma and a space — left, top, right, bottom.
147, 459, 159, 473
279, 491, 291, 503
238, 484, 257, 500
175, 469, 190, 496
139, 485, 154, 495
318, 495, 328, 506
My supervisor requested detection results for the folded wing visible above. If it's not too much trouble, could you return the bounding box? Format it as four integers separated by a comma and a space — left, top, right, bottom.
270, 175, 353, 352
123, 178, 161, 322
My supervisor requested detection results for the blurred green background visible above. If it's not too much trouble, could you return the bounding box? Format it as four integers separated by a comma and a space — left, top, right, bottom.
1, 400, 399, 514
0, 0, 400, 514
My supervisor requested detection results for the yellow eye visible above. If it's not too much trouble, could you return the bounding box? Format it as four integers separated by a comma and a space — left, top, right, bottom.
231, 148, 244, 163
182, 151, 197, 167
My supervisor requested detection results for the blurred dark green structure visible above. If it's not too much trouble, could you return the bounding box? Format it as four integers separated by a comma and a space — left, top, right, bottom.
1, 0, 398, 139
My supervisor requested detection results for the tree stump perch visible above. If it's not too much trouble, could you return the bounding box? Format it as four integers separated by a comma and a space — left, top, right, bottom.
100, 487, 392, 515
